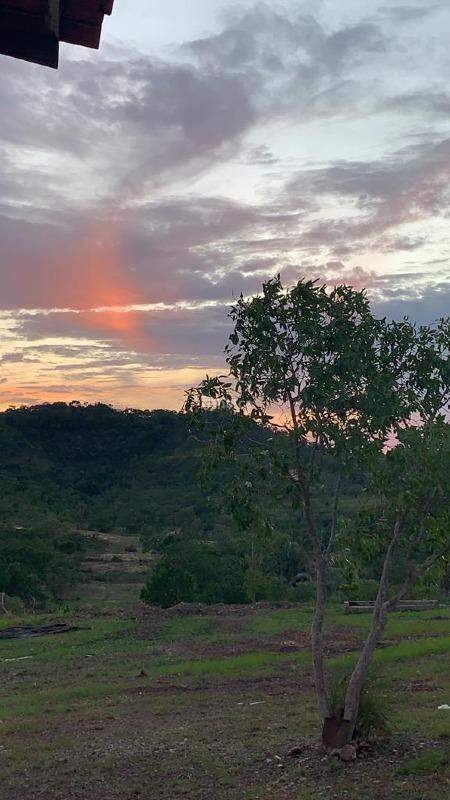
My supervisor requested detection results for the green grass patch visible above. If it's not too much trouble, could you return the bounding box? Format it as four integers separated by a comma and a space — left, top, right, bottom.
244, 608, 313, 636
160, 616, 227, 642
328, 635, 450, 672
398, 747, 450, 776
244, 606, 450, 640
0, 604, 449, 800
0, 676, 128, 723
149, 650, 295, 680
329, 608, 450, 635
0, 619, 133, 664
0, 613, 55, 631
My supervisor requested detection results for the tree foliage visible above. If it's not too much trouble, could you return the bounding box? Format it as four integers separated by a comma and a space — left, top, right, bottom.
0, 518, 86, 605
184, 276, 449, 746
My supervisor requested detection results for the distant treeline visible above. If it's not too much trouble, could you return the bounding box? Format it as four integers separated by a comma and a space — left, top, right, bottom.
0, 402, 214, 604
0, 402, 307, 605
0, 403, 446, 607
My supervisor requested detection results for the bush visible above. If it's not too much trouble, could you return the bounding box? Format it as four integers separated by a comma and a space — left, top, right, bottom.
287, 582, 316, 603
341, 579, 382, 602
0, 593, 25, 614
141, 560, 198, 607
243, 569, 287, 603
141, 541, 247, 608
0, 522, 87, 606
329, 671, 391, 740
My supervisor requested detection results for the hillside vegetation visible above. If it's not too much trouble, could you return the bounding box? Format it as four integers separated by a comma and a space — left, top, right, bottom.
0, 403, 206, 534
0, 403, 305, 606
0, 402, 447, 608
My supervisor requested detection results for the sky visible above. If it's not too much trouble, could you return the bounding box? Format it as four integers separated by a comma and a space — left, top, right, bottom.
0, 0, 449, 410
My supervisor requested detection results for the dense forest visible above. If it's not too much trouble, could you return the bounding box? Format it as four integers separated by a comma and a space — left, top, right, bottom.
0, 402, 220, 605
0, 403, 278, 604
0, 402, 447, 608
0, 402, 204, 533
0, 402, 332, 605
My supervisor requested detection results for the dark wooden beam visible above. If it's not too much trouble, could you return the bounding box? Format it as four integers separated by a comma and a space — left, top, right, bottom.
60, 1, 107, 49
0, 0, 60, 68
0, 0, 115, 68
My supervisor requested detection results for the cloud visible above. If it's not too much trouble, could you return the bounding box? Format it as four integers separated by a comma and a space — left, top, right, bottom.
379, 3, 444, 23
284, 137, 450, 255
373, 281, 450, 324
0, 4, 394, 212
381, 91, 450, 119
1, 353, 26, 363
0, 194, 270, 312
14, 302, 231, 359
1, 1, 449, 409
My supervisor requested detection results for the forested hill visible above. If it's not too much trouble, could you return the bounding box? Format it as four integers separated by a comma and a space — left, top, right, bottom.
0, 402, 214, 538
0, 403, 314, 606
1, 403, 445, 609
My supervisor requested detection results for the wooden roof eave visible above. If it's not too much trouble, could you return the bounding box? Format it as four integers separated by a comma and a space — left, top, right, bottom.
0, 0, 115, 68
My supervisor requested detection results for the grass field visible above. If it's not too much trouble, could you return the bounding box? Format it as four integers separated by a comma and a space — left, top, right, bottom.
1, 602, 449, 799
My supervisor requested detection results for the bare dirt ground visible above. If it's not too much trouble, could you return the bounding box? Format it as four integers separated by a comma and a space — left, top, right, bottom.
0, 601, 449, 800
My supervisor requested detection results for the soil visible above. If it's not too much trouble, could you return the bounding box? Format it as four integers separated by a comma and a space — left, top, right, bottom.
1, 602, 448, 800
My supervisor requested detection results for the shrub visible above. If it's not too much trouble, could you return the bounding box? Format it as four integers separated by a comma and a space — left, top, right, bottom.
341, 579, 382, 602
141, 541, 247, 608
329, 671, 391, 740
287, 582, 316, 602
0, 522, 86, 606
243, 569, 287, 603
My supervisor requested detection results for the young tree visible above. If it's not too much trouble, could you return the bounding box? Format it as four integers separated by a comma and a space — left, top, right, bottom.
184, 277, 449, 748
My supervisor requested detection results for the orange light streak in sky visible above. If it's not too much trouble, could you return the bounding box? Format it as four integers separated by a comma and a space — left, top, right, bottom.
53, 218, 151, 349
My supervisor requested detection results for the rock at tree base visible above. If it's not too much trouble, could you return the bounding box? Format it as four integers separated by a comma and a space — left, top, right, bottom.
338, 744, 357, 762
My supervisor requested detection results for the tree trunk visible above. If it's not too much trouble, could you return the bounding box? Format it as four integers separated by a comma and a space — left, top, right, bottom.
311, 555, 331, 719
340, 514, 403, 742
322, 715, 353, 749
341, 603, 389, 741
442, 556, 450, 598
1, 591, 9, 615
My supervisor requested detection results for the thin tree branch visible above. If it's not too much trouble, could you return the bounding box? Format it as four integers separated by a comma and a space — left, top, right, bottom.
307, 434, 320, 486
326, 471, 342, 559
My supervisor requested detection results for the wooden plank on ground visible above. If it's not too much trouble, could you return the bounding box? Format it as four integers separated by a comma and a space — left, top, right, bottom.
344, 600, 439, 614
